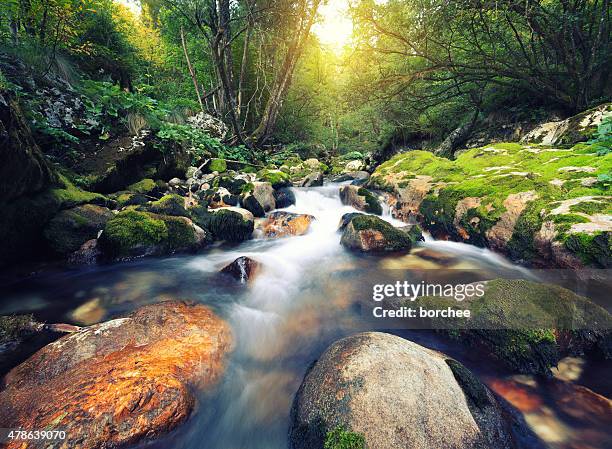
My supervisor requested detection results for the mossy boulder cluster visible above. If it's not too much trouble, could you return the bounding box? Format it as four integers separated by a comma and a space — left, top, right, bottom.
44, 204, 114, 255
98, 210, 209, 260
370, 138, 611, 267
340, 214, 422, 253
411, 279, 612, 375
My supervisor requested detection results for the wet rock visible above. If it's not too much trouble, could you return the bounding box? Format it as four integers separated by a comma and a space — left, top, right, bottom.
0, 301, 232, 449
300, 171, 324, 187
221, 256, 261, 283
344, 159, 365, 171
273, 187, 296, 208
218, 176, 247, 195
241, 182, 275, 216
191, 206, 254, 243
68, 238, 102, 265
415, 279, 612, 375
241, 192, 266, 217
252, 181, 276, 211
262, 211, 315, 238
338, 212, 364, 231
290, 332, 521, 449
44, 204, 114, 255
69, 297, 106, 325
332, 170, 370, 183
99, 210, 210, 260
340, 215, 416, 253
413, 248, 458, 266
206, 187, 239, 209
521, 103, 611, 145
339, 185, 382, 215
114, 191, 150, 208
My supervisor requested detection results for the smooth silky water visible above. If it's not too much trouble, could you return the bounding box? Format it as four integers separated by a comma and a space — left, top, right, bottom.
1, 184, 610, 449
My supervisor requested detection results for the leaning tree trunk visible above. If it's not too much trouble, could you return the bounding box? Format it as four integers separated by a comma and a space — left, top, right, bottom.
251, 0, 321, 145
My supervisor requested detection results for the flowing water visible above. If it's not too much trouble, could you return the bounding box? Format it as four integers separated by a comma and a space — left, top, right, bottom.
1, 184, 610, 449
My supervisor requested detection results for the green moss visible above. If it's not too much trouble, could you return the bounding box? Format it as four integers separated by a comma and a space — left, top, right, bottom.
241, 182, 255, 194
569, 201, 606, 215
349, 214, 413, 250
158, 215, 197, 250
357, 188, 382, 215
507, 199, 546, 261
145, 194, 188, 217
564, 232, 611, 268
190, 207, 253, 243
209, 158, 227, 173
99, 210, 167, 259
258, 169, 291, 187
372, 142, 612, 266
51, 175, 108, 208
115, 192, 149, 207
127, 178, 156, 194
44, 204, 113, 254
324, 427, 366, 449
417, 279, 612, 374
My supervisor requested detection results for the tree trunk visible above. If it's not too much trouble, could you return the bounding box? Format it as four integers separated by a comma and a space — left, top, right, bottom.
180, 26, 205, 112
251, 0, 321, 145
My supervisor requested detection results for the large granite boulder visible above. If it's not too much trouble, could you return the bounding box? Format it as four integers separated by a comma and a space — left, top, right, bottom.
290, 332, 526, 449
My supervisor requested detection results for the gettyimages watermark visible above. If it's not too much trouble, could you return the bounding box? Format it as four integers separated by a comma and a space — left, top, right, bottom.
354, 269, 612, 330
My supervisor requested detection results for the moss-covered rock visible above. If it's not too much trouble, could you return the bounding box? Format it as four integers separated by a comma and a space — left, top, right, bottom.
257, 169, 291, 188
126, 178, 157, 195
414, 279, 612, 375
44, 204, 114, 255
340, 215, 417, 253
218, 176, 247, 195
208, 158, 227, 173
99, 210, 208, 260
98, 210, 167, 259
370, 142, 612, 267
190, 206, 254, 243
143, 194, 188, 217
339, 185, 382, 215
114, 192, 149, 208
0, 174, 110, 267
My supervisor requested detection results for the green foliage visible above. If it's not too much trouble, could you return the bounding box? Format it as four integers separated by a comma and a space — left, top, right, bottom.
324, 427, 366, 449
589, 117, 612, 156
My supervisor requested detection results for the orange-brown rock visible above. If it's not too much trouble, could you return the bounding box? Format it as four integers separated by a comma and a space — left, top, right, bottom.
0, 301, 232, 449
261, 211, 315, 238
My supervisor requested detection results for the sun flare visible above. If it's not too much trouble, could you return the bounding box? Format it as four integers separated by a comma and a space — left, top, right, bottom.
312, 0, 353, 52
